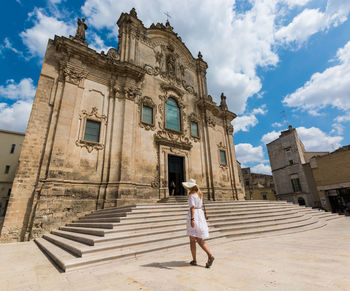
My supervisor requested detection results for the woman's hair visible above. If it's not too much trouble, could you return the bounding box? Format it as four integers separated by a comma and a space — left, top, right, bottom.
190, 185, 203, 199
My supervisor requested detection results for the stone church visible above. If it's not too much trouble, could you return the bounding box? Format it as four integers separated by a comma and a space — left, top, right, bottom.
1, 9, 244, 242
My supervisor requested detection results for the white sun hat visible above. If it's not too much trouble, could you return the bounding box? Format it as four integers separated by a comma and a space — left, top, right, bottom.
182, 178, 198, 189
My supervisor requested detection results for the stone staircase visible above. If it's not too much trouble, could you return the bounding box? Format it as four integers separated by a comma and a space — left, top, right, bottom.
35, 200, 341, 272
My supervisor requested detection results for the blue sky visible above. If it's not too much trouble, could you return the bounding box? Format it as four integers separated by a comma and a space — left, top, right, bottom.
1, 0, 350, 174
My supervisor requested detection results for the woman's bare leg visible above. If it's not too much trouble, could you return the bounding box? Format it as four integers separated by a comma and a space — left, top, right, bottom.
189, 236, 197, 262
196, 238, 213, 259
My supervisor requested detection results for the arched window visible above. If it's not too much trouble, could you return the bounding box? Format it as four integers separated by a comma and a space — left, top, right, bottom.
165, 97, 180, 131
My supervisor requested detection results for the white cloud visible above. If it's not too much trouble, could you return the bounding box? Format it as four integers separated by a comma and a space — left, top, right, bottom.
20, 8, 75, 58
0, 78, 36, 101
282, 0, 311, 7
251, 163, 272, 175
276, 9, 326, 45
297, 126, 342, 151
49, 0, 64, 4
89, 33, 112, 53
334, 114, 350, 123
283, 41, 350, 114
235, 143, 265, 165
232, 105, 267, 133
271, 122, 283, 128
276, 1, 350, 46
0, 78, 36, 132
261, 130, 280, 144
81, 0, 282, 114
261, 126, 342, 151
0, 38, 23, 56
330, 123, 344, 135
0, 101, 32, 132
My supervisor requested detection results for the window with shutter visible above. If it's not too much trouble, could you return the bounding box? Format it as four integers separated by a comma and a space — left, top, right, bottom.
142, 105, 153, 125
84, 120, 101, 142
190, 121, 199, 137
220, 150, 227, 165
165, 98, 180, 131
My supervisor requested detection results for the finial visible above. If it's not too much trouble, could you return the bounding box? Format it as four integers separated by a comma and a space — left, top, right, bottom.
198, 51, 203, 60
130, 8, 137, 18
220, 93, 228, 110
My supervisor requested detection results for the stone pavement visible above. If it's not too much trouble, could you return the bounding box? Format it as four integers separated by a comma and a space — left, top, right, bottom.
1, 217, 349, 291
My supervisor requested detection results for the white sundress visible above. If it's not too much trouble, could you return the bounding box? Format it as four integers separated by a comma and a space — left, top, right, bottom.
186, 193, 209, 239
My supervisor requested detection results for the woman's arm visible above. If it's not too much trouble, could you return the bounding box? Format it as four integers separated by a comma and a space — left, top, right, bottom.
191, 206, 195, 227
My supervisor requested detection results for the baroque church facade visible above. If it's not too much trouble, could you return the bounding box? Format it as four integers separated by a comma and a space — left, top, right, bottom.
1, 9, 244, 242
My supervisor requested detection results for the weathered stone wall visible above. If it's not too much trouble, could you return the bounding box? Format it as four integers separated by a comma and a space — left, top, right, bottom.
1, 9, 244, 242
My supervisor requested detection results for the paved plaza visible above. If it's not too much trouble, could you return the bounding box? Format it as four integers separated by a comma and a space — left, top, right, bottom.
1, 217, 349, 290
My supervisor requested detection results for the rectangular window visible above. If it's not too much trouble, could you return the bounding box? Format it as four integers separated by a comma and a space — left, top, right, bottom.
291, 178, 302, 192
289, 160, 294, 165
84, 120, 101, 142
220, 150, 227, 165
262, 194, 267, 200
142, 105, 153, 125
5, 165, 10, 174
10, 144, 16, 154
8, 188, 11, 196
190, 121, 199, 137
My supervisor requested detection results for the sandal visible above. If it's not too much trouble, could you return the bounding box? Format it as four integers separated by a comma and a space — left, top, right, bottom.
190, 260, 197, 266
205, 256, 215, 268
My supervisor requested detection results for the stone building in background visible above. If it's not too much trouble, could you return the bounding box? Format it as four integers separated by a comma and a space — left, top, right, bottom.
0, 130, 25, 221
242, 167, 276, 201
267, 126, 327, 207
309, 146, 350, 213
0, 9, 244, 242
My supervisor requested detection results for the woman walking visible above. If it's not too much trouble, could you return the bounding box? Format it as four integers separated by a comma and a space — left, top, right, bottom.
182, 178, 215, 268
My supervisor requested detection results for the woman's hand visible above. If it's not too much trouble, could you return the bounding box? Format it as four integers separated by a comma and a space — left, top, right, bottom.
191, 220, 195, 228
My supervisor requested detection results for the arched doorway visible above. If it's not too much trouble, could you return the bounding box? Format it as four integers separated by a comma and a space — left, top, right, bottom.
298, 197, 306, 206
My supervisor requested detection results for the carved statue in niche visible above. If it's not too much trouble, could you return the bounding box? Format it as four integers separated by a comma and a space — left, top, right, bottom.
166, 54, 176, 78
75, 18, 88, 41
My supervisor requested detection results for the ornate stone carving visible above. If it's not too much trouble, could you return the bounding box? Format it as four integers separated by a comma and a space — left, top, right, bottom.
76, 107, 107, 153
160, 83, 183, 99
206, 114, 216, 128
217, 141, 226, 150
116, 85, 142, 101
226, 123, 234, 135
62, 65, 88, 86
138, 96, 156, 131
188, 112, 200, 123
106, 48, 120, 62
154, 130, 192, 150
143, 42, 196, 95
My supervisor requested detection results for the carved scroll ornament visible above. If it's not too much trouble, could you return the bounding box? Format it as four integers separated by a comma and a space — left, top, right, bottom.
154, 130, 192, 150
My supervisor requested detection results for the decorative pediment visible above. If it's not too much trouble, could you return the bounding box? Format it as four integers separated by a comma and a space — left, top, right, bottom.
160, 83, 184, 98
154, 130, 192, 150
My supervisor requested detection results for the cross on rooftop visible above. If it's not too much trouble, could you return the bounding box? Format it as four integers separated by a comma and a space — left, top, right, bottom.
164, 11, 172, 22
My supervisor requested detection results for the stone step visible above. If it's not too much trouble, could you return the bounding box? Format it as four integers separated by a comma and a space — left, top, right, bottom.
79, 208, 299, 223
49, 219, 322, 272
86, 205, 298, 218
43, 234, 87, 257
64, 213, 306, 236
76, 209, 302, 226
35, 237, 78, 270
36, 200, 331, 272
92, 201, 289, 212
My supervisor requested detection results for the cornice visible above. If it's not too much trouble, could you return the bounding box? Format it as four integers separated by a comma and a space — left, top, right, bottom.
53, 35, 145, 82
